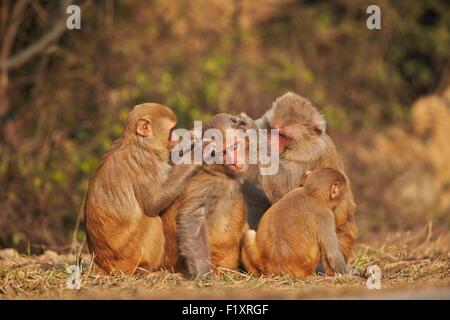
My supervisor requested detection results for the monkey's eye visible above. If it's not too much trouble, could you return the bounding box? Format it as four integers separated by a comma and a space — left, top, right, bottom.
268, 125, 289, 139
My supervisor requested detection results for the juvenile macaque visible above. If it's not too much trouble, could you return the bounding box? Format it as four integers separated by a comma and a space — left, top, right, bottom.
250, 92, 357, 260
160, 113, 250, 280
241, 168, 351, 277
84, 103, 201, 274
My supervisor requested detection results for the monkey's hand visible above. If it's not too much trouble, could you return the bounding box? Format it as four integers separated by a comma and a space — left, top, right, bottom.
177, 137, 216, 165
231, 113, 257, 130
180, 135, 214, 163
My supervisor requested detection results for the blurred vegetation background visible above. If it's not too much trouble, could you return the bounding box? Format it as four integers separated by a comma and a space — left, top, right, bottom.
0, 0, 449, 252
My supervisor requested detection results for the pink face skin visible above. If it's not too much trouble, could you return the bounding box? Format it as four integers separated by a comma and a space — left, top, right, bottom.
267, 124, 292, 154
223, 130, 249, 173
167, 122, 179, 149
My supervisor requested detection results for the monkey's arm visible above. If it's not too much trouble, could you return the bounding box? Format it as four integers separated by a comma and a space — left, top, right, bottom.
137, 163, 200, 217
176, 183, 214, 280
136, 137, 216, 217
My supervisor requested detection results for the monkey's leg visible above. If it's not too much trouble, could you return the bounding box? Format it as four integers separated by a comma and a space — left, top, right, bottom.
319, 230, 350, 275
241, 247, 259, 274
241, 230, 263, 275
177, 207, 211, 280
210, 245, 240, 272
91, 261, 110, 275
317, 211, 351, 276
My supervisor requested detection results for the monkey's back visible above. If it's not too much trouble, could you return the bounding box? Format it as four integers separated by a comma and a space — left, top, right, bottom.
84, 145, 165, 274
255, 188, 326, 277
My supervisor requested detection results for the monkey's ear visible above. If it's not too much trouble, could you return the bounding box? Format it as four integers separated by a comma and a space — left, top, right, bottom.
299, 170, 312, 187
330, 181, 341, 200
137, 118, 153, 137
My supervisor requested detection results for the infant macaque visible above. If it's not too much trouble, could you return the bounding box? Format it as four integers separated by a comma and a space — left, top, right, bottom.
241, 168, 351, 277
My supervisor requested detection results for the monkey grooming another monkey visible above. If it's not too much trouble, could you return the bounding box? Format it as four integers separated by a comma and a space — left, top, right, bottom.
241, 168, 351, 277
84, 103, 201, 274
160, 113, 250, 280
249, 92, 357, 261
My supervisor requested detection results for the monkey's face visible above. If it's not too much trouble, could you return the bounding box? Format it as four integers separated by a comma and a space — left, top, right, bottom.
265, 93, 326, 162
203, 113, 250, 175
222, 130, 249, 175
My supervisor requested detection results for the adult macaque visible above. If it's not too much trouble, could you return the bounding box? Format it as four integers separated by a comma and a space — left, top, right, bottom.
161, 113, 249, 280
84, 103, 201, 274
241, 168, 351, 277
248, 92, 357, 261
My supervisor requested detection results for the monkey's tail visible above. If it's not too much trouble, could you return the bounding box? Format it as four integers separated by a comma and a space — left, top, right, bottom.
71, 189, 87, 252
241, 230, 262, 275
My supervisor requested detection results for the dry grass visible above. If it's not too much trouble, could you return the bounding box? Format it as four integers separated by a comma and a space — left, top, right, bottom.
1, 226, 449, 300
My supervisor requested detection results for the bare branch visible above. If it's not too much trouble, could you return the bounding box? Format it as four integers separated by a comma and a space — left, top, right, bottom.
0, 0, 70, 70
0, 0, 28, 61
30, 0, 49, 26
0, 0, 11, 37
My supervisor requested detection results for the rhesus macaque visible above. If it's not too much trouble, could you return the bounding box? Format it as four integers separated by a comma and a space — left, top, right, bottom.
160, 113, 250, 280
84, 103, 202, 274
247, 92, 357, 261
241, 168, 351, 277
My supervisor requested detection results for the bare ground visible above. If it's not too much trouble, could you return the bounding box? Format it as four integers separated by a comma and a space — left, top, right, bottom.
1, 227, 449, 300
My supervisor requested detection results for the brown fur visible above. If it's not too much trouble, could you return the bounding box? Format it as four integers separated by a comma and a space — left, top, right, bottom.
160, 197, 183, 271
255, 92, 357, 261
161, 114, 249, 280
162, 167, 248, 275
84, 103, 200, 274
241, 168, 350, 277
